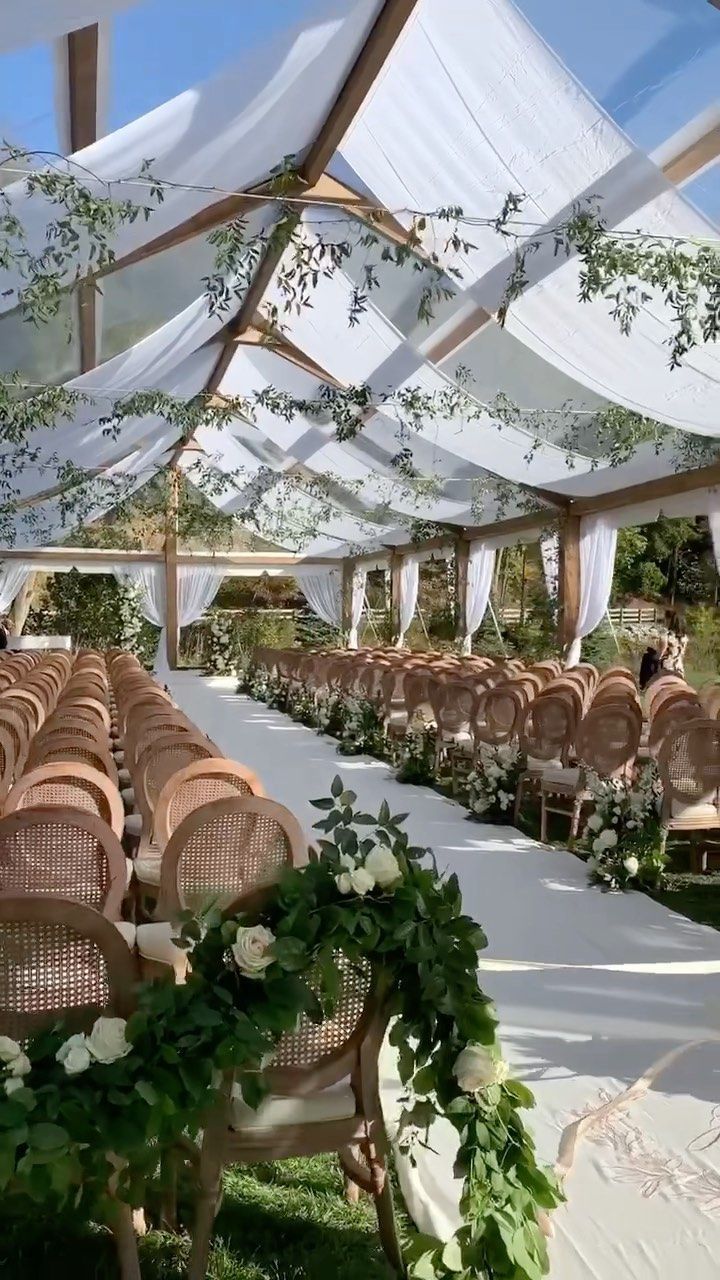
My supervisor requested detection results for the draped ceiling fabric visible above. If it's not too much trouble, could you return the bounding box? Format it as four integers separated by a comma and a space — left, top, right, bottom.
2, 0, 720, 655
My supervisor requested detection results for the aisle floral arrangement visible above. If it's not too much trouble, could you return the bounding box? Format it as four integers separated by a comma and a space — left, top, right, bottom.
0, 781, 561, 1280
206, 612, 238, 673
467, 743, 524, 821
395, 719, 438, 785
337, 695, 388, 757
580, 764, 667, 890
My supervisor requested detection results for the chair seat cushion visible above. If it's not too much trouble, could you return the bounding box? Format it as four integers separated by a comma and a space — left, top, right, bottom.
113, 750, 125, 765
134, 856, 161, 886
527, 755, 563, 774
120, 786, 135, 806
114, 920, 136, 948
541, 766, 580, 791
123, 813, 143, 837
230, 1083, 356, 1131
125, 857, 134, 888
117, 767, 131, 786
443, 730, 472, 747
670, 799, 719, 822
135, 921, 188, 979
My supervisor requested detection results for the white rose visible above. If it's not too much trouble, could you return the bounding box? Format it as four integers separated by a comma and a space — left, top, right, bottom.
0, 1036, 25, 1070
56, 1033, 92, 1076
338, 853, 356, 872
348, 866, 375, 896
7, 1051, 30, 1078
4, 1076, 24, 1096
365, 846, 402, 890
596, 829, 618, 851
453, 1044, 508, 1093
231, 924, 276, 980
586, 814, 603, 832
623, 856, 640, 877
88, 1017, 132, 1065
586, 855, 598, 872
336, 872, 353, 894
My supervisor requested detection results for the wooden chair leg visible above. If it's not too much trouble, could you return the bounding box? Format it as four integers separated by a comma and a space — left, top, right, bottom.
569, 797, 583, 845
513, 776, 526, 826
188, 1153, 224, 1280
108, 1199, 141, 1280
540, 792, 548, 843
373, 1167, 406, 1276
344, 1171, 361, 1204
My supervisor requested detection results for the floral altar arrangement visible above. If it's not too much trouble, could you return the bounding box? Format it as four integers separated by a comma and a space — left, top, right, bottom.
467, 743, 524, 821
395, 718, 438, 785
206, 611, 238, 674
0, 779, 561, 1280
580, 764, 667, 890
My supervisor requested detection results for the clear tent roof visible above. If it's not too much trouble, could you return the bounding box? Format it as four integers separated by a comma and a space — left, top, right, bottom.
0, 0, 718, 555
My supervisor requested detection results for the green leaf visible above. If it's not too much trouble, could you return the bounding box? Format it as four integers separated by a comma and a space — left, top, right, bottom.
29, 1123, 68, 1151
331, 775, 344, 798
135, 1080, 159, 1107
441, 1236, 464, 1272
378, 799, 391, 825
311, 797, 336, 811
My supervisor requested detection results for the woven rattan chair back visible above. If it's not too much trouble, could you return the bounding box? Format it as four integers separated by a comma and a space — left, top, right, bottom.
592, 679, 638, 706
0, 691, 42, 738
34, 718, 108, 754
267, 954, 379, 1095
127, 714, 194, 767
157, 795, 308, 916
0, 895, 136, 1044
0, 726, 16, 803
700, 684, 720, 719
0, 808, 126, 917
519, 692, 576, 764
153, 759, 266, 849
658, 719, 720, 812
3, 763, 125, 840
646, 672, 685, 715
474, 685, 524, 746
649, 699, 704, 758
32, 737, 119, 785
136, 735, 217, 819
65, 696, 111, 730
576, 703, 641, 780
404, 672, 434, 725
430, 680, 476, 737
0, 707, 28, 772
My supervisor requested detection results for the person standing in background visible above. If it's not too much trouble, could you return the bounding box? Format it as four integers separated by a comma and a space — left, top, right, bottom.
660, 611, 688, 677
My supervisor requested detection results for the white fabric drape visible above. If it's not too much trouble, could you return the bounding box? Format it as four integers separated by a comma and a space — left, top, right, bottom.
540, 533, 560, 600
348, 566, 367, 649
294, 568, 343, 629
114, 563, 223, 679
565, 515, 618, 668
462, 542, 495, 655
0, 564, 31, 614
397, 555, 420, 648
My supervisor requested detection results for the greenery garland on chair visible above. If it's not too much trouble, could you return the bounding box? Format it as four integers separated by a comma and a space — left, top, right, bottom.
0, 782, 561, 1279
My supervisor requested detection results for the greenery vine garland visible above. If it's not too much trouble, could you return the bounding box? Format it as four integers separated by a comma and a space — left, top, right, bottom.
0, 783, 561, 1279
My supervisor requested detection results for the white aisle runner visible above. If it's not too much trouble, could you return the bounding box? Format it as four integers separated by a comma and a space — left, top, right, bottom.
169, 673, 720, 1279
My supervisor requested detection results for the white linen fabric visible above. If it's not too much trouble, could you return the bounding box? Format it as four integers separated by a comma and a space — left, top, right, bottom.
349, 566, 367, 649
0, 564, 31, 613
462, 542, 495, 655
294, 568, 343, 629
397, 555, 420, 647
565, 515, 618, 668
114, 563, 224, 679
0, 0, 382, 311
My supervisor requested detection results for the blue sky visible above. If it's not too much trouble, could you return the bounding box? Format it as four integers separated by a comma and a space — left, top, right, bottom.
0, 0, 718, 215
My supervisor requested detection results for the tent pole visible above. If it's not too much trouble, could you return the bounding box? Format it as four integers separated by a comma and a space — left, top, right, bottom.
165, 468, 180, 671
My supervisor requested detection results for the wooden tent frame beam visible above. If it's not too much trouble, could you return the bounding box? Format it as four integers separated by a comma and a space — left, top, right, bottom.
65, 24, 101, 374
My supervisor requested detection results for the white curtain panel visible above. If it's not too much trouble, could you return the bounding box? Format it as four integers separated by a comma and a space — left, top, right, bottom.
462, 541, 495, 655
540, 533, 560, 600
565, 515, 618, 668
396, 555, 420, 648
0, 0, 381, 311
114, 563, 224, 679
0, 564, 31, 614
349, 566, 367, 650
295, 568, 343, 629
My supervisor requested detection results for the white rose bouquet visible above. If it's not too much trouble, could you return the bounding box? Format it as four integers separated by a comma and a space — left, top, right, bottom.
315, 685, 343, 736
337, 695, 387, 758
0, 1036, 31, 1095
581, 764, 666, 891
467, 743, 523, 822
55, 1017, 132, 1077
395, 718, 438, 785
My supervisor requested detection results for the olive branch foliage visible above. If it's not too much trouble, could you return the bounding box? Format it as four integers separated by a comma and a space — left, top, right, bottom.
0, 784, 561, 1280
0, 145, 717, 548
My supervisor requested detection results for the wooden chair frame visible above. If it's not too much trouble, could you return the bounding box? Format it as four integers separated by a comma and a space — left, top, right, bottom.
0, 808, 127, 918
4, 762, 125, 840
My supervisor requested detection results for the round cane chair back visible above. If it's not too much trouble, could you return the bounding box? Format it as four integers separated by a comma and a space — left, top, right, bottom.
576, 703, 641, 780
0, 895, 135, 1044
153, 758, 265, 849
3, 763, 125, 840
519, 692, 576, 764
32, 737, 119, 785
658, 719, 720, 812
157, 795, 308, 916
0, 809, 126, 918
136, 735, 217, 819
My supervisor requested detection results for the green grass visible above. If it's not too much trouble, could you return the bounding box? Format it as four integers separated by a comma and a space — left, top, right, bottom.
652, 871, 720, 931
0, 1156, 396, 1279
